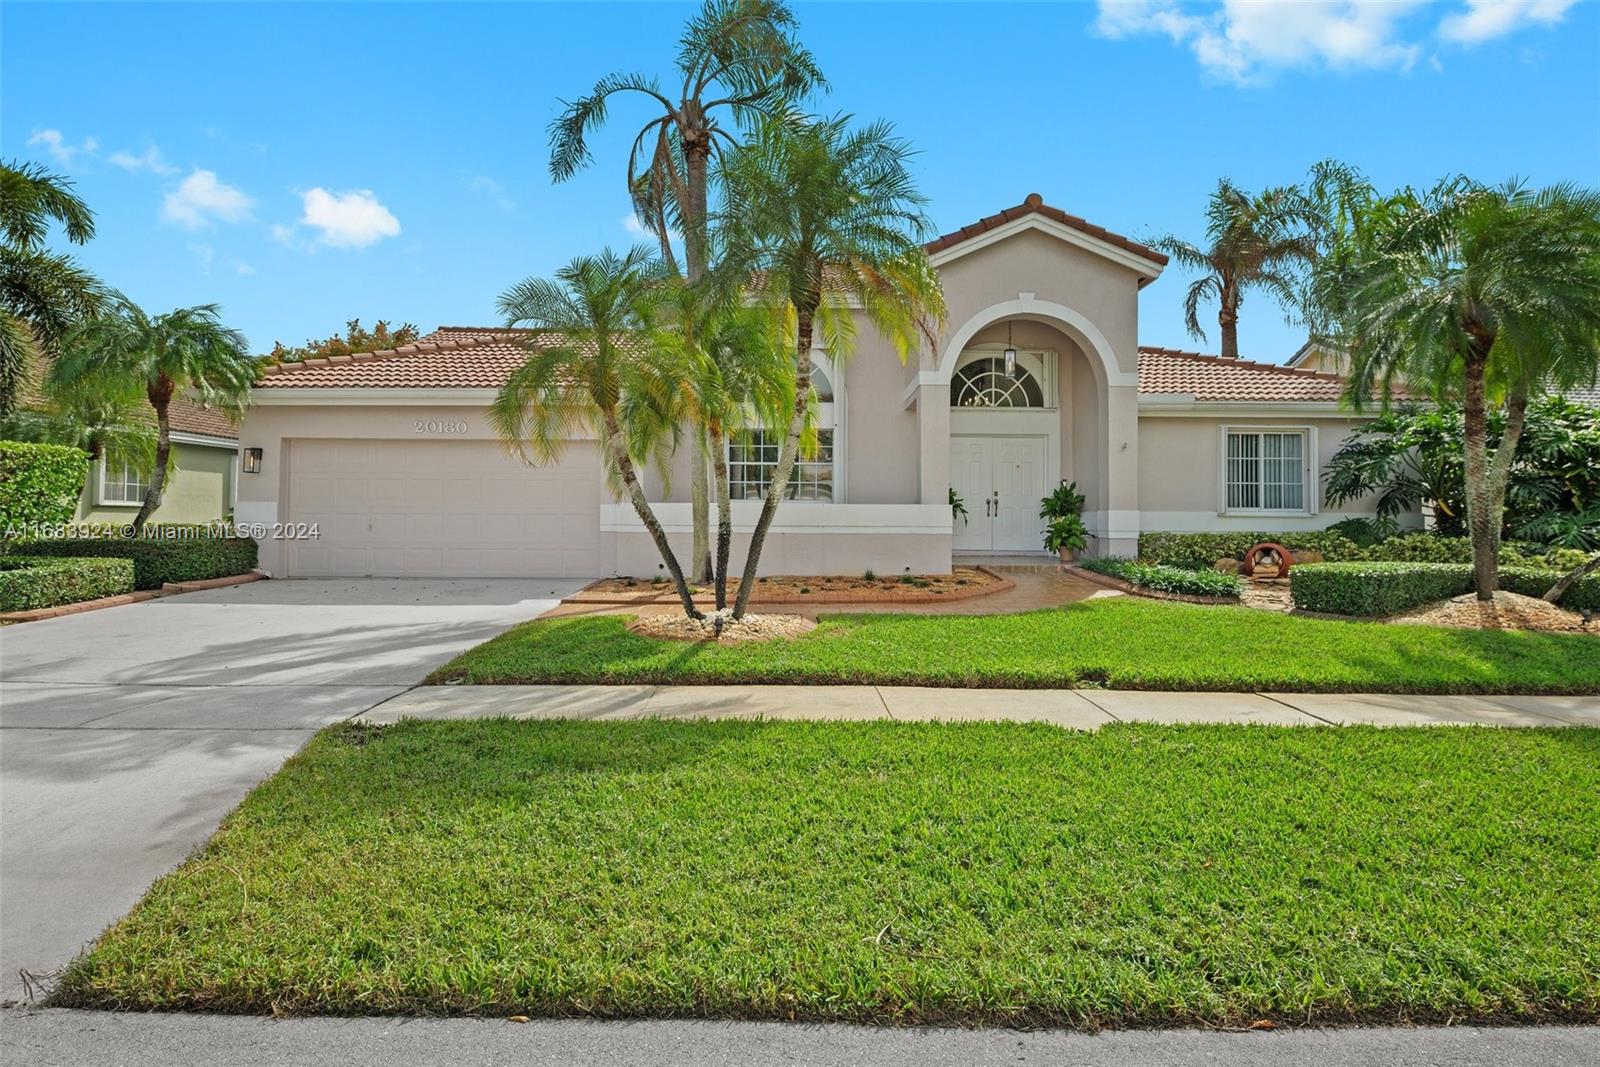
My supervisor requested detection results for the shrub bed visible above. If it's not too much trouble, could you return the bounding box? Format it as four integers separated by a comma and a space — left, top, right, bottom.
1080, 556, 1244, 599
0, 556, 135, 612
0, 440, 90, 536
1138, 531, 1361, 570
1291, 562, 1600, 616
22, 532, 258, 590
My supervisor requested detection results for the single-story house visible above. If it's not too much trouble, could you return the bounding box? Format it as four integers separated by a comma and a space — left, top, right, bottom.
238, 194, 1409, 579
76, 398, 240, 525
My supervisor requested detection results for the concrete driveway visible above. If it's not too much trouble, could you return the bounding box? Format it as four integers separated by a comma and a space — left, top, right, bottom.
0, 577, 585, 1003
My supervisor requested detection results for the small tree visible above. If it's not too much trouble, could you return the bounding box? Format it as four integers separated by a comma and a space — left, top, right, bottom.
717, 115, 945, 618
1151, 179, 1320, 359
49, 299, 254, 531
491, 247, 703, 618
1313, 178, 1600, 600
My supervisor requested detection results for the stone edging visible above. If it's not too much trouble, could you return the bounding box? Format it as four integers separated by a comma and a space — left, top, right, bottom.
1062, 564, 1242, 606
0, 571, 265, 624
563, 566, 1015, 607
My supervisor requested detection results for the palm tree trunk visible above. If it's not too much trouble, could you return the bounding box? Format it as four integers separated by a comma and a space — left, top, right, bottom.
133, 379, 174, 533
683, 139, 713, 583
732, 309, 813, 618
603, 411, 700, 619
709, 422, 732, 611
1544, 552, 1600, 605
1218, 291, 1240, 359
1459, 352, 1530, 602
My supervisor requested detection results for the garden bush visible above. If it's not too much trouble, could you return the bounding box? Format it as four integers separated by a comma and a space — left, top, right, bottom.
1290, 562, 1473, 616
22, 531, 258, 590
1291, 561, 1600, 615
0, 440, 89, 538
1080, 556, 1244, 598
0, 556, 135, 612
1137, 530, 1361, 570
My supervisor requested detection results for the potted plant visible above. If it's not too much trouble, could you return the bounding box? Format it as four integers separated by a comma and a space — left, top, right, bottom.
1040, 481, 1087, 560
1043, 513, 1089, 561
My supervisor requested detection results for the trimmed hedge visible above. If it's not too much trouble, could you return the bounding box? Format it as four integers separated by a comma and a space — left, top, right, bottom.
0, 556, 135, 612
1291, 562, 1600, 616
22, 533, 258, 590
0, 440, 90, 536
1080, 556, 1245, 599
1138, 531, 1361, 570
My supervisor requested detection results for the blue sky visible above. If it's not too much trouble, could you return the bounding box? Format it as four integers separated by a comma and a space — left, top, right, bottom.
5, 1, 1598, 363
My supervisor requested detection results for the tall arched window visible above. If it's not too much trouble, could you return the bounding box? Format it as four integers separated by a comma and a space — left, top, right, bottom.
950, 357, 1045, 408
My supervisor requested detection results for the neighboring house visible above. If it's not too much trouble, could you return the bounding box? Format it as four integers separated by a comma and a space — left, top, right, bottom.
77, 398, 240, 525
239, 193, 1412, 579
1286, 339, 1600, 407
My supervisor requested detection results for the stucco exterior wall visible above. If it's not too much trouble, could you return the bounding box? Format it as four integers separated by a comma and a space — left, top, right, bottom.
1135, 414, 1422, 531
77, 442, 235, 525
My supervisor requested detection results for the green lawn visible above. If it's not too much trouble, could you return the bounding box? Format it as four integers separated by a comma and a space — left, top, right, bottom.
428, 598, 1600, 694
58, 720, 1599, 1025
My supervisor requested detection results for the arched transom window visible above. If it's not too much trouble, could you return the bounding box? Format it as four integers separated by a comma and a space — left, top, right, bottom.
951, 357, 1045, 408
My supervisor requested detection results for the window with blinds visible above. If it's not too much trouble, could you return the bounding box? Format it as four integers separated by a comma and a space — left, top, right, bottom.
1225, 430, 1306, 512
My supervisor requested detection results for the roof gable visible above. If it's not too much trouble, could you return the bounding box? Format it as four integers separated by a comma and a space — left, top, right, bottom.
926, 193, 1167, 286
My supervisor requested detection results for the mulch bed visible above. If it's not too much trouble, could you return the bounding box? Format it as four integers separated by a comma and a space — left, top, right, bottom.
569, 567, 1009, 606
1388, 591, 1599, 634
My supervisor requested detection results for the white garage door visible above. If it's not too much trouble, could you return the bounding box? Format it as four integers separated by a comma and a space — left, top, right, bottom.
284, 438, 602, 578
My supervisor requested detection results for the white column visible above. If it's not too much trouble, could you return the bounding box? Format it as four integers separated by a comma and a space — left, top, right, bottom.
916, 382, 950, 505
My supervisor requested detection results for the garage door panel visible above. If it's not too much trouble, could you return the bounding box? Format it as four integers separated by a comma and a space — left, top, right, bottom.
286, 438, 601, 578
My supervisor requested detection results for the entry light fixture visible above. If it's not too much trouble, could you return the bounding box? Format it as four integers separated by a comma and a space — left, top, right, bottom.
242, 447, 263, 474
1003, 321, 1018, 379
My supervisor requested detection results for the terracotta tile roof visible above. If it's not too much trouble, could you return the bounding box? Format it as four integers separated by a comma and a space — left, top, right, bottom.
255, 330, 538, 389
168, 398, 239, 440
1138, 346, 1394, 403
926, 193, 1168, 269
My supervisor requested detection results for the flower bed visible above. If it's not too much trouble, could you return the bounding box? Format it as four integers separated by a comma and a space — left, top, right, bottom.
1076, 557, 1244, 600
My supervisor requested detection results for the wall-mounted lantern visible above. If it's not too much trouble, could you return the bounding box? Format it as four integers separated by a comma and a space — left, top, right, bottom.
241, 447, 263, 474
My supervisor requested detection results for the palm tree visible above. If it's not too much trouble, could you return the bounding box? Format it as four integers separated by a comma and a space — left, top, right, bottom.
1153, 179, 1321, 359
492, 247, 704, 618
717, 115, 945, 618
549, 0, 824, 583
637, 272, 795, 609
49, 300, 254, 531
0, 160, 107, 415
1313, 178, 1600, 600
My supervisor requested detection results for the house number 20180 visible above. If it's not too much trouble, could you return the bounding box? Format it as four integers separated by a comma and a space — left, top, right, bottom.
414, 419, 468, 434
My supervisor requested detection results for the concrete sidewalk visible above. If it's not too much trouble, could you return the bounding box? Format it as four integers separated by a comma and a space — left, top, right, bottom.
361, 684, 1600, 728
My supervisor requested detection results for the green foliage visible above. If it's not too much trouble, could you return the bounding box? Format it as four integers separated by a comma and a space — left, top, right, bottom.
1042, 514, 1088, 555
56, 719, 1600, 1023
1137, 530, 1361, 570
1080, 556, 1243, 599
1292, 561, 1600, 615
22, 532, 257, 589
1290, 562, 1474, 616
0, 439, 88, 534
0, 555, 133, 611
1322, 515, 1398, 547
948, 486, 967, 526
428, 598, 1599, 694
265, 318, 419, 364
1324, 399, 1600, 541
1039, 481, 1085, 521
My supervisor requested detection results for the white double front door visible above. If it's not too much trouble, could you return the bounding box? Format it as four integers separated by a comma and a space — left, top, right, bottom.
951, 435, 1047, 552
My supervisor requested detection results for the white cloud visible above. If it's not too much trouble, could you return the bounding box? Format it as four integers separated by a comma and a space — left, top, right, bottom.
108, 144, 179, 175
1439, 0, 1575, 44
234, 260, 256, 276
26, 128, 98, 166
622, 214, 649, 235
161, 169, 254, 229
297, 187, 400, 248
270, 223, 296, 246
469, 175, 515, 211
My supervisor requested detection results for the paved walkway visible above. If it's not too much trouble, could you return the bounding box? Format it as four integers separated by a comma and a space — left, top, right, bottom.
3, 1009, 1594, 1067
0, 577, 589, 1004
363, 684, 1599, 727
